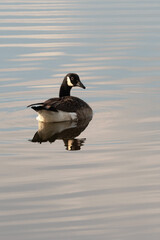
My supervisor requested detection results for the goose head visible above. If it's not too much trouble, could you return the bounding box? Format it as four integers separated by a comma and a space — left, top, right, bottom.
66, 73, 86, 89
59, 73, 86, 97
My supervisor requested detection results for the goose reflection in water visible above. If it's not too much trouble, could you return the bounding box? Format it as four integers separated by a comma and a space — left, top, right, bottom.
30, 117, 92, 151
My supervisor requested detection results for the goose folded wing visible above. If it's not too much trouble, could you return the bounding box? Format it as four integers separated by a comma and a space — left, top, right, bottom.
48, 96, 87, 113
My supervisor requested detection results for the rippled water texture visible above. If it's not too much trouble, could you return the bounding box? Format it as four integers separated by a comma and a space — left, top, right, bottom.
0, 0, 160, 239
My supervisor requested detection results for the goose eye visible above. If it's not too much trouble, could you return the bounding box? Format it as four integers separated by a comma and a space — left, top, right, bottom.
71, 77, 74, 81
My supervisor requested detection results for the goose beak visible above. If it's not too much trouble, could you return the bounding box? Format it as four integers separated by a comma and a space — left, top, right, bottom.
77, 81, 86, 89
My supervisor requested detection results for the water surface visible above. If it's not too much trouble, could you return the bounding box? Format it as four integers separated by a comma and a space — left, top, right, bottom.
0, 0, 160, 240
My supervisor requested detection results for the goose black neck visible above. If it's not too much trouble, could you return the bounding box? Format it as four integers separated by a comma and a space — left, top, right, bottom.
59, 79, 72, 98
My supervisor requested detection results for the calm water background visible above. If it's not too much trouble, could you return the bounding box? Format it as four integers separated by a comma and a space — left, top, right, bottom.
0, 0, 160, 239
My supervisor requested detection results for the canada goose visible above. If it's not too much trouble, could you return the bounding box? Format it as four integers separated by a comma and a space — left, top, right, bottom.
27, 73, 93, 122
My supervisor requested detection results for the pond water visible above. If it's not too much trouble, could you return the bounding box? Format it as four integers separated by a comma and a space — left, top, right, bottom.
0, 0, 160, 239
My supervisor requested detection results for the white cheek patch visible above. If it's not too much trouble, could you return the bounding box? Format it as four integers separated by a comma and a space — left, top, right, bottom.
67, 76, 74, 87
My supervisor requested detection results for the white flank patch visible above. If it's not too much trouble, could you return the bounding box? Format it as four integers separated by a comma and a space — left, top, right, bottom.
67, 76, 74, 87
36, 110, 77, 123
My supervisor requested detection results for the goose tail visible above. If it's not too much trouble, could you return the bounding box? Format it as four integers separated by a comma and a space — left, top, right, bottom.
27, 102, 43, 108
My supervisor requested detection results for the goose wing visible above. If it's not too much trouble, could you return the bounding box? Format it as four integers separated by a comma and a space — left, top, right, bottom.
27, 98, 59, 112
44, 96, 87, 112
27, 96, 87, 112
